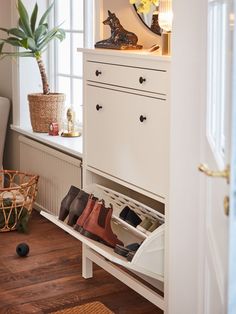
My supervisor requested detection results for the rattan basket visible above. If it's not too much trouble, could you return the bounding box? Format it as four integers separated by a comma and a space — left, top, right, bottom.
28, 93, 65, 133
0, 170, 39, 232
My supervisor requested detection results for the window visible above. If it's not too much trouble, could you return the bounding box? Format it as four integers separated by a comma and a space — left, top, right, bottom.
207, 0, 229, 168
53, 0, 85, 125
12, 0, 96, 133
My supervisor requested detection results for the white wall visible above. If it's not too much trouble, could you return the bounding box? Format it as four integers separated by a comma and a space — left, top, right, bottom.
0, 0, 12, 98
0, 0, 20, 171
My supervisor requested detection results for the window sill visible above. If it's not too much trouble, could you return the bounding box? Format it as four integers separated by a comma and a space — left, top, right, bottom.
11, 125, 83, 159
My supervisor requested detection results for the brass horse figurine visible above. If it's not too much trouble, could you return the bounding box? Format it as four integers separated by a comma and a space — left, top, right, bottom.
95, 11, 142, 50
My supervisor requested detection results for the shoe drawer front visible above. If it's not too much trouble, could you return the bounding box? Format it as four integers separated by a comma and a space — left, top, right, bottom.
85, 61, 168, 96
86, 85, 169, 198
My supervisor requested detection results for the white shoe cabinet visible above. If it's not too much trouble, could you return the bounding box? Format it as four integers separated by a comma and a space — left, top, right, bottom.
83, 49, 170, 310
84, 49, 170, 202
41, 49, 170, 311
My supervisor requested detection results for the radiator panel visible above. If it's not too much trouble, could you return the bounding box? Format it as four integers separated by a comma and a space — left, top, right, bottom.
19, 135, 82, 216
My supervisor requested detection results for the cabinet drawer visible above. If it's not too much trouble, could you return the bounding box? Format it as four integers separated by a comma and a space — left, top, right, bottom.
86, 85, 169, 197
86, 61, 168, 96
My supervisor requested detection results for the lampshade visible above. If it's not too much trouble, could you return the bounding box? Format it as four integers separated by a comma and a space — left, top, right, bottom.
158, 0, 173, 32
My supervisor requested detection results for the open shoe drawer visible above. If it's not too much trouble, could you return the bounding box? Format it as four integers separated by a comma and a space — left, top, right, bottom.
41, 184, 165, 282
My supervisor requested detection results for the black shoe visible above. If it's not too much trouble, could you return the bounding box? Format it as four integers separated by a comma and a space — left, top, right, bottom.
119, 206, 131, 220
114, 242, 140, 257
124, 209, 142, 227
114, 245, 130, 257
67, 190, 90, 226
119, 206, 142, 227
126, 251, 135, 262
126, 242, 140, 251
59, 186, 80, 221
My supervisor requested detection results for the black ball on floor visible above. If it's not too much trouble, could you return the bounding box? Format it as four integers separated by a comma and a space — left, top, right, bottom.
16, 243, 30, 257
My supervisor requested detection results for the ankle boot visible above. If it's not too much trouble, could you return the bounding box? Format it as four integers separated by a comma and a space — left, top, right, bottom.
74, 195, 97, 232
59, 186, 80, 221
67, 190, 90, 226
82, 202, 124, 248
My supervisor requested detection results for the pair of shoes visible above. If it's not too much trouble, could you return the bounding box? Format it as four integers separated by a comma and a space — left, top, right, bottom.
59, 186, 80, 221
114, 242, 140, 260
119, 206, 142, 227
67, 190, 90, 226
137, 217, 161, 235
74, 196, 124, 248
58, 186, 90, 226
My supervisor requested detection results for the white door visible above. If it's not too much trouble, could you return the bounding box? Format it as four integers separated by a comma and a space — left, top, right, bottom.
228, 26, 236, 312
199, 0, 234, 312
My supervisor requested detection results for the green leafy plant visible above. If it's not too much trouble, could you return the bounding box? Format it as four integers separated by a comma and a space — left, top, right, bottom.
0, 0, 65, 95
0, 198, 30, 233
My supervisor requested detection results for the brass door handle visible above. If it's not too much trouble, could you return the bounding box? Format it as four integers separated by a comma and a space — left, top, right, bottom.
224, 196, 230, 216
198, 164, 230, 184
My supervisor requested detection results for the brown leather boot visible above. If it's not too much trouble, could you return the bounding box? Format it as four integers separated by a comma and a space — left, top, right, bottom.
59, 186, 80, 221
81, 201, 124, 248
74, 195, 96, 232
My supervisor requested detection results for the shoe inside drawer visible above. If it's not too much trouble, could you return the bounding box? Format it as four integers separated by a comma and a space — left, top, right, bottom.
41, 184, 165, 281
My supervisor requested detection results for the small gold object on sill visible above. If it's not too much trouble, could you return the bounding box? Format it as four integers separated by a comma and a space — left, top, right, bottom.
61, 107, 81, 138
61, 131, 81, 137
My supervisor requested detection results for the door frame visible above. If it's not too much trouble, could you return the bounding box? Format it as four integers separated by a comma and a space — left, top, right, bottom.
228, 3, 236, 310
167, 0, 215, 312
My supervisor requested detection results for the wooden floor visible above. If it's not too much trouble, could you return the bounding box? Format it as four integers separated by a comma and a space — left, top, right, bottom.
0, 211, 162, 314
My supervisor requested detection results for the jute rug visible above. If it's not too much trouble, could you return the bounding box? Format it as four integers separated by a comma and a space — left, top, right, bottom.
50, 301, 114, 314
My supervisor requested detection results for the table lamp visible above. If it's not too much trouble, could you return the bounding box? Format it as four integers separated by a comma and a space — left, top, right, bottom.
158, 0, 173, 55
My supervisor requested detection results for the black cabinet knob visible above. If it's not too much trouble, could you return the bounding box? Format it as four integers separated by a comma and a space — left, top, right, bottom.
139, 115, 147, 122
95, 70, 102, 76
139, 76, 146, 84
96, 104, 103, 111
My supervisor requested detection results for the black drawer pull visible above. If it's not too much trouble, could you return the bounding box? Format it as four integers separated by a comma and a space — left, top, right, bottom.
96, 104, 103, 111
95, 70, 102, 76
139, 76, 146, 84
139, 115, 147, 122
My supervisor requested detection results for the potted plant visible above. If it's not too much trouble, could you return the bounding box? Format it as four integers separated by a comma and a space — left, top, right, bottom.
0, 0, 65, 132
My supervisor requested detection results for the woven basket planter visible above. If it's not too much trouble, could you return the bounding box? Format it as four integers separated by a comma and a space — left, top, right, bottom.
28, 93, 65, 133
0, 170, 39, 232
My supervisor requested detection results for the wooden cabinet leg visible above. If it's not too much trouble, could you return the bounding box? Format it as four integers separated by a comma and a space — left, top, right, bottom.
82, 243, 93, 278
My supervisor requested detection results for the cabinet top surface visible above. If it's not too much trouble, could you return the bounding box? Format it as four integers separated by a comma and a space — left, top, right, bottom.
78, 48, 171, 63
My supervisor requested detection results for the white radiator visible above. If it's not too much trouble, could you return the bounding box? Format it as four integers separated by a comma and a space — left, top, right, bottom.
19, 135, 82, 215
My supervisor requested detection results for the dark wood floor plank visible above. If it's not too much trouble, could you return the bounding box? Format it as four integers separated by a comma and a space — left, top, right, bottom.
0, 211, 162, 314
